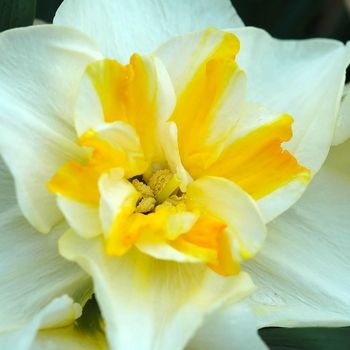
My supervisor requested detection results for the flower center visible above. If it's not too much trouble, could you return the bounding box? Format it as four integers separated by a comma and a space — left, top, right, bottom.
131, 169, 186, 213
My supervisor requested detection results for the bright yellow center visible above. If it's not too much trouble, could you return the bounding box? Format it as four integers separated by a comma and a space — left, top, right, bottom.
47, 28, 310, 277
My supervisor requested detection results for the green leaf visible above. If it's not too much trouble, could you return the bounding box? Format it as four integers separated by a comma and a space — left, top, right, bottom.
0, 0, 36, 32
259, 327, 350, 350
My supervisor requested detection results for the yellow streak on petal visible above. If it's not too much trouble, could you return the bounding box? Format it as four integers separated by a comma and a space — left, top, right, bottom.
105, 212, 142, 257
85, 55, 164, 161
171, 214, 230, 268
48, 129, 137, 206
201, 114, 311, 200
169, 30, 242, 163
207, 232, 240, 277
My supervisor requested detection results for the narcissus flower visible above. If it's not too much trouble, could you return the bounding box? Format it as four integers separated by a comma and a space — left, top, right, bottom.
0, 0, 350, 349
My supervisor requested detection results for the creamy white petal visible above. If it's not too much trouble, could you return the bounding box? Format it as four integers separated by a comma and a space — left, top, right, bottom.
59, 230, 256, 350
98, 169, 139, 239
160, 122, 193, 191
332, 83, 350, 145
0, 156, 16, 213
54, 0, 244, 63
231, 27, 350, 175
243, 138, 350, 327
0, 206, 92, 332
0, 296, 81, 350
0, 25, 103, 232
57, 195, 102, 239
187, 301, 268, 350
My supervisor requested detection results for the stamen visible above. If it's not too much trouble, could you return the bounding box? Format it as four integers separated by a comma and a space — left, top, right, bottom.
136, 197, 156, 213
131, 179, 153, 197
156, 175, 181, 204
164, 194, 187, 206
148, 169, 173, 195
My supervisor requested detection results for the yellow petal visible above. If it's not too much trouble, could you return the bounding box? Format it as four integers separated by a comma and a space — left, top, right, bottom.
157, 29, 246, 171
99, 171, 141, 256
171, 214, 227, 265
48, 122, 147, 206
200, 108, 310, 203
75, 55, 176, 164
186, 176, 266, 267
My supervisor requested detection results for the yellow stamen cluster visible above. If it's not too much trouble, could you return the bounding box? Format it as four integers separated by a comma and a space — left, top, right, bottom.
132, 169, 185, 213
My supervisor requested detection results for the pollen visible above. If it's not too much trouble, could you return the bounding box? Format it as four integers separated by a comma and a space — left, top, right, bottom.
131, 169, 184, 213
148, 169, 173, 195
135, 196, 156, 213
164, 194, 187, 206
131, 179, 154, 197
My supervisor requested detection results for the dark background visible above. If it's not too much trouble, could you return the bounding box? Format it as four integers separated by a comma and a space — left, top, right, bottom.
36, 0, 350, 41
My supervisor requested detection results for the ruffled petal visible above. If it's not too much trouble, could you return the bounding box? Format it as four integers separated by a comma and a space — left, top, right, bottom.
59, 230, 256, 350
48, 122, 147, 207
231, 26, 350, 175
54, 0, 244, 63
98, 170, 141, 256
0, 296, 81, 350
243, 138, 350, 327
0, 25, 102, 232
202, 103, 310, 222
154, 28, 245, 170
187, 176, 266, 275
74, 55, 176, 165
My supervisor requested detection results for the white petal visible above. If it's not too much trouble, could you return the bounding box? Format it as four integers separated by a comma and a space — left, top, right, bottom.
332, 83, 350, 145
187, 301, 268, 350
0, 206, 92, 332
59, 230, 256, 350
0, 295, 81, 350
0, 156, 16, 213
57, 195, 102, 239
243, 138, 350, 327
54, 0, 244, 63
98, 169, 139, 239
160, 122, 193, 191
0, 25, 103, 232
231, 27, 350, 175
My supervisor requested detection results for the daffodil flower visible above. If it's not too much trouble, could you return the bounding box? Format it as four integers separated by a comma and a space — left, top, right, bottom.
0, 1, 350, 349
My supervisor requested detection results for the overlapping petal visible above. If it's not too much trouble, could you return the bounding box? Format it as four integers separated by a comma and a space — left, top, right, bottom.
154, 28, 244, 166
0, 158, 92, 333
155, 28, 311, 221
54, 0, 244, 63
243, 138, 350, 327
59, 230, 256, 350
0, 296, 81, 349
188, 301, 268, 350
74, 55, 176, 165
0, 295, 108, 350
231, 27, 350, 175
0, 25, 103, 233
